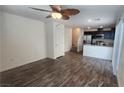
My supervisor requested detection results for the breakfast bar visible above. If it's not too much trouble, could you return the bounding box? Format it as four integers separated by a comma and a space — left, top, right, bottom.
83, 44, 113, 60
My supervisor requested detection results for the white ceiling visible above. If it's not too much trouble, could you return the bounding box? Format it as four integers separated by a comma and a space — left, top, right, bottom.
1, 5, 124, 29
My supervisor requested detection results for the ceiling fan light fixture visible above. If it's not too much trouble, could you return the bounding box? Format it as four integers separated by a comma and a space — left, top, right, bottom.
30, 6, 80, 20
51, 12, 62, 19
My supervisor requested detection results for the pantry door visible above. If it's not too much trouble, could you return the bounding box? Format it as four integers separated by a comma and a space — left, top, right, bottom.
54, 23, 64, 58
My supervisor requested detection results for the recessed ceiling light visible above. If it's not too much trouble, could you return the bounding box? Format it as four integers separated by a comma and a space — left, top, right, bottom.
100, 26, 103, 28
88, 19, 92, 22
88, 27, 91, 29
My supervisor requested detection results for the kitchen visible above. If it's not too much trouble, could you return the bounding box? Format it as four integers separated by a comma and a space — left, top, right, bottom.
83, 27, 115, 60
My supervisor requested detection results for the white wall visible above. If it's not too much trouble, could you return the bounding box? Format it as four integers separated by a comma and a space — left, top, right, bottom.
1, 12, 47, 72
0, 11, 2, 71
112, 20, 124, 75
72, 28, 81, 47
64, 27, 72, 52
117, 17, 124, 86
117, 44, 124, 86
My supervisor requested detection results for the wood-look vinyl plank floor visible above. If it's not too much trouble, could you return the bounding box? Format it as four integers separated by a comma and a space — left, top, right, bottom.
0, 52, 118, 87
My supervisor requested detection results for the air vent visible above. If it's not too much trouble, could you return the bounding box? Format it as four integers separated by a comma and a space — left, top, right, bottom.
94, 18, 101, 21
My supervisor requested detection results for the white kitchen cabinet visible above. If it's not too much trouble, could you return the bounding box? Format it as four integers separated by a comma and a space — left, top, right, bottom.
46, 22, 65, 59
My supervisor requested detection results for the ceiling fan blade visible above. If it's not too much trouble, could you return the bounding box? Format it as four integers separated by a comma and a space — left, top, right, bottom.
50, 5, 61, 12
62, 15, 70, 20
46, 15, 52, 18
61, 9, 80, 16
29, 7, 52, 12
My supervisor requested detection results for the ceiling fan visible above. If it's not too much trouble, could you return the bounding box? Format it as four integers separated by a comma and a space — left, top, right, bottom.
29, 5, 80, 20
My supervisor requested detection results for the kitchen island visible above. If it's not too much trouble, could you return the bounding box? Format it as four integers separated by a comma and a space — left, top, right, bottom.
83, 44, 113, 60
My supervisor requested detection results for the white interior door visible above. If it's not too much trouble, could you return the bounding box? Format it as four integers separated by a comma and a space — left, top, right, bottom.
54, 23, 64, 58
